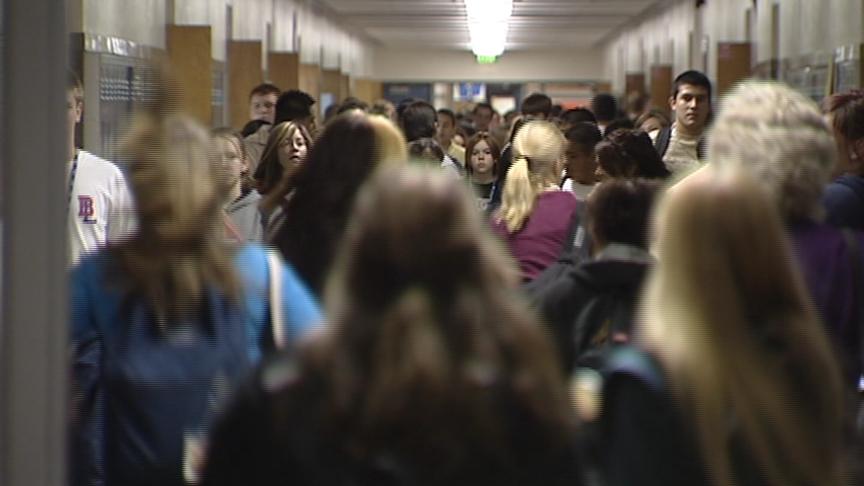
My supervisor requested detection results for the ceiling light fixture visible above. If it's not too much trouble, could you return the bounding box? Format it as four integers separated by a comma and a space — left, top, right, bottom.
464, 0, 512, 60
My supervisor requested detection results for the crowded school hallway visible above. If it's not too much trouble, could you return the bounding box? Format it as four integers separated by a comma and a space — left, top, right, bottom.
3, 0, 864, 485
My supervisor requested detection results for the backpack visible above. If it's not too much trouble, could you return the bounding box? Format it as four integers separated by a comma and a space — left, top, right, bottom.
99, 291, 251, 486
569, 282, 637, 370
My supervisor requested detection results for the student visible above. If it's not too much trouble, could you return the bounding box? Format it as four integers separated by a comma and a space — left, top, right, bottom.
253, 120, 312, 196
650, 70, 712, 176
708, 80, 864, 388
559, 107, 598, 133
201, 166, 581, 486
595, 129, 670, 181
70, 111, 321, 486
822, 90, 864, 230
464, 131, 502, 210
248, 82, 279, 124
491, 121, 576, 281
213, 129, 264, 243
472, 101, 494, 132
590, 93, 617, 134
407, 137, 446, 166
243, 83, 281, 170
274, 89, 317, 133
535, 178, 659, 372
264, 113, 407, 296
596, 166, 845, 486
521, 92, 553, 121
489, 94, 554, 210
635, 108, 671, 134
437, 108, 466, 167
65, 70, 135, 266
561, 122, 603, 201
369, 98, 396, 122
401, 100, 462, 178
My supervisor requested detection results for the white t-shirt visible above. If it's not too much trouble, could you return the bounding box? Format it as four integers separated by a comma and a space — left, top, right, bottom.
68, 150, 136, 266
651, 125, 701, 175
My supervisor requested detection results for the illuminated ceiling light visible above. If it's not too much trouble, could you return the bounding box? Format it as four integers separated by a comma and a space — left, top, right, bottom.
464, 0, 512, 59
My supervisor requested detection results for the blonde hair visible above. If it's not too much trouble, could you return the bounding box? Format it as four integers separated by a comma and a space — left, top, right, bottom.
499, 120, 566, 232
639, 165, 845, 486
708, 80, 836, 221
367, 113, 408, 165
115, 113, 239, 322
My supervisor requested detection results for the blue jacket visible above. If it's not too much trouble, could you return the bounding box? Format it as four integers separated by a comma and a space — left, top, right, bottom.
823, 174, 864, 231
70, 243, 322, 486
71, 243, 322, 362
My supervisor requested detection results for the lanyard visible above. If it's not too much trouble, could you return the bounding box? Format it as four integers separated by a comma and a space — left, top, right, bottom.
67, 150, 79, 212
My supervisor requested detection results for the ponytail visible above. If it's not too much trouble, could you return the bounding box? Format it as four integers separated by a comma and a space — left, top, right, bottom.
499, 155, 542, 232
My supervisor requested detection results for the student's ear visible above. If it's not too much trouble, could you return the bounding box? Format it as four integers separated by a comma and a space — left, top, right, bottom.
668, 95, 676, 111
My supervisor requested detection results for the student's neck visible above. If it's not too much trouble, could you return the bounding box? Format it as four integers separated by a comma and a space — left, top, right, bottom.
675, 122, 702, 138
440, 139, 451, 150
69, 145, 78, 163
472, 172, 495, 184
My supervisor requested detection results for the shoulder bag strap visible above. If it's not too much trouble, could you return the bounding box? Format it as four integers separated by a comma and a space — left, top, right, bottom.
266, 249, 285, 350
842, 229, 864, 381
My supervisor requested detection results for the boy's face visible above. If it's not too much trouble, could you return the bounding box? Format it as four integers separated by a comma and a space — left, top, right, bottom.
565, 142, 597, 183
670, 83, 710, 133
437, 114, 455, 145
249, 93, 277, 124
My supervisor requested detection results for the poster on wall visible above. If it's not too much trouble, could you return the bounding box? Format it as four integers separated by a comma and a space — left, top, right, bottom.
453, 82, 486, 102
382, 83, 432, 105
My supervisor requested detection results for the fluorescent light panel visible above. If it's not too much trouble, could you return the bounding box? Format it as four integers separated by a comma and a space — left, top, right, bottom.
464, 0, 512, 57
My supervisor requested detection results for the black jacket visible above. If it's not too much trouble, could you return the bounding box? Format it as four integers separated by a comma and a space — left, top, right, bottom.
534, 258, 650, 371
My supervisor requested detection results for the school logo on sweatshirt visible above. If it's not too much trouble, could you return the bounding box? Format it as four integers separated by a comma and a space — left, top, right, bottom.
78, 195, 97, 224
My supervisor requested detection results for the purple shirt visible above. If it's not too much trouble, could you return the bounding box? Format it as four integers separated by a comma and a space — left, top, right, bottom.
789, 220, 864, 385
492, 191, 578, 281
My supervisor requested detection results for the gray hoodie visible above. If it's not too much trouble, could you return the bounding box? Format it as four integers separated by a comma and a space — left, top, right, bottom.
226, 190, 264, 243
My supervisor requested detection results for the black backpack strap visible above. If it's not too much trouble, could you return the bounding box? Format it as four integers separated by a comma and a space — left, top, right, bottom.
653, 126, 672, 159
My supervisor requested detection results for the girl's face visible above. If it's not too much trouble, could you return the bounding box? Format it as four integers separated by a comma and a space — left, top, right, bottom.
639, 116, 664, 134
218, 136, 246, 185
277, 128, 308, 168
470, 140, 495, 176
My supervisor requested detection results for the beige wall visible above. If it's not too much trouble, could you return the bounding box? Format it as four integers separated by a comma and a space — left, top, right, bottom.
603, 0, 864, 94
78, 0, 375, 76
81, 0, 166, 48
372, 48, 605, 82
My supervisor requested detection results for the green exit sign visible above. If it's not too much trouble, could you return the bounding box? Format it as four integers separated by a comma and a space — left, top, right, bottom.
476, 55, 498, 64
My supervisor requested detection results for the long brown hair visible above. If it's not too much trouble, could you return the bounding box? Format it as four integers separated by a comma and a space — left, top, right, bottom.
319, 165, 573, 469
639, 166, 845, 486
255, 121, 312, 195
113, 113, 239, 323
263, 113, 407, 294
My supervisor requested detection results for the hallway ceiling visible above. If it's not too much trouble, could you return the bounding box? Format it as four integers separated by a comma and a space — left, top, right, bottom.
312, 0, 670, 50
